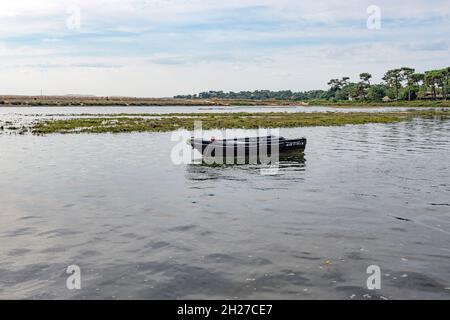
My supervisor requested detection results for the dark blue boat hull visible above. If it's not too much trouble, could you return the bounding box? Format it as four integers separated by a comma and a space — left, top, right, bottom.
189, 136, 306, 160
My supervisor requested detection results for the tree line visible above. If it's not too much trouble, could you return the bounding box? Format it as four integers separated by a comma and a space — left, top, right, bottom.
325, 67, 449, 102
174, 89, 325, 101
174, 67, 450, 102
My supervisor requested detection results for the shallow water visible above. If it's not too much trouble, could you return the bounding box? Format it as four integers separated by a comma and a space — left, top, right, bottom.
0, 105, 432, 116
0, 104, 441, 124
0, 110, 449, 299
0, 105, 442, 135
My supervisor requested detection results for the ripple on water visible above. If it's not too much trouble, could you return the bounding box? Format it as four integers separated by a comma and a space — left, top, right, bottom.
0, 116, 450, 299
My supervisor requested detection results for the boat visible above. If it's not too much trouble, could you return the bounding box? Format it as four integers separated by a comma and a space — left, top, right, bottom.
189, 136, 306, 160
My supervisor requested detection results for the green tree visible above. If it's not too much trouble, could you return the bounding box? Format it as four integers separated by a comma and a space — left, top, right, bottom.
401, 67, 415, 101
442, 67, 450, 100
358, 73, 372, 99
424, 70, 443, 100
327, 77, 350, 99
338, 83, 359, 100
359, 73, 372, 86
411, 73, 424, 86
410, 73, 425, 99
435, 69, 447, 100
367, 84, 388, 101
382, 69, 404, 100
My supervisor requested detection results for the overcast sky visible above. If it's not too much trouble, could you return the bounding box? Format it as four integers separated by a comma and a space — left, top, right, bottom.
0, 0, 449, 97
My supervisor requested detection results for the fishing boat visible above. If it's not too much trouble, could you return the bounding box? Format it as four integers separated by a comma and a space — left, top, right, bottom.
189, 136, 306, 160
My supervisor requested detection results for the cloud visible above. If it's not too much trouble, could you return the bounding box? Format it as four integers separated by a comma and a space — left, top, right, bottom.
0, 0, 449, 96
405, 40, 450, 52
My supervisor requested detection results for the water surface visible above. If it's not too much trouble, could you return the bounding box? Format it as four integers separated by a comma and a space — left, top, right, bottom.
0, 109, 449, 299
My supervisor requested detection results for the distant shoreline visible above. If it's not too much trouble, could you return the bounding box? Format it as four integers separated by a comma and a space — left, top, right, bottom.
1, 96, 449, 108
0, 96, 306, 107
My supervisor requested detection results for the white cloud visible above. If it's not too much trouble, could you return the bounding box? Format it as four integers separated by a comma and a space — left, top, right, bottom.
0, 0, 449, 96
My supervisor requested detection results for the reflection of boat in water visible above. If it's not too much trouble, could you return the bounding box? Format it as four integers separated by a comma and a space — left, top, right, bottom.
186, 152, 306, 181
189, 136, 306, 164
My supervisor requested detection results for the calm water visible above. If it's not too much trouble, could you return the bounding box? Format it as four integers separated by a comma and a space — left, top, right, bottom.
0, 105, 434, 116
0, 107, 449, 299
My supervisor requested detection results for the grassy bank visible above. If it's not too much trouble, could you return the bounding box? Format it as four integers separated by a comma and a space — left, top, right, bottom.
0, 95, 305, 107
30, 109, 450, 134
1, 95, 449, 107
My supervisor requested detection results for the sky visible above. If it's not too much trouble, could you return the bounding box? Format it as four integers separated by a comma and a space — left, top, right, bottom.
0, 0, 449, 97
